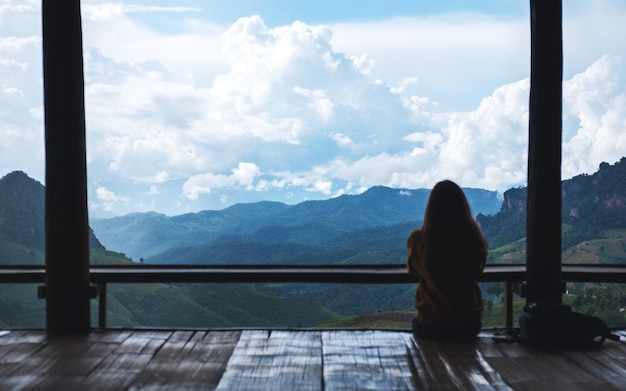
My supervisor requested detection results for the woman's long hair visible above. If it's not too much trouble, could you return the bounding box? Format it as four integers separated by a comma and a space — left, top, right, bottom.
421, 180, 488, 274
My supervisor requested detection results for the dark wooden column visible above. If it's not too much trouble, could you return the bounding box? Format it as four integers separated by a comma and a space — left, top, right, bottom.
42, 0, 91, 334
525, 0, 563, 305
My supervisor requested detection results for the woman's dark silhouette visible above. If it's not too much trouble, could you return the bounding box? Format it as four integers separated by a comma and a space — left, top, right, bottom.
407, 180, 488, 340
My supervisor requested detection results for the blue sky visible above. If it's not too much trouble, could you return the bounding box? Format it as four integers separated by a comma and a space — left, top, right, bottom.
194, 1, 528, 25
1, 1, 626, 217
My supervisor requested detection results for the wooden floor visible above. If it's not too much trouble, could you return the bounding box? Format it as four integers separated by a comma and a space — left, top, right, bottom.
0, 329, 625, 390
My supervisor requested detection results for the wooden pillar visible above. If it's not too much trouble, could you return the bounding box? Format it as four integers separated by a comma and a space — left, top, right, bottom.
43, 0, 91, 334
525, 0, 563, 305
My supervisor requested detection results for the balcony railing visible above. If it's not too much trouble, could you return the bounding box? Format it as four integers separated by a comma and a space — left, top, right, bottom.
1, 263, 625, 329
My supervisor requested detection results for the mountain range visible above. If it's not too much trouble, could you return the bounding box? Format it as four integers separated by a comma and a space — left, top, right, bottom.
90, 185, 501, 262
3, 158, 626, 328
91, 158, 626, 267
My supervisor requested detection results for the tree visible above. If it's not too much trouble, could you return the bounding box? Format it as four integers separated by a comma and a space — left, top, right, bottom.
486, 299, 494, 315
486, 283, 504, 302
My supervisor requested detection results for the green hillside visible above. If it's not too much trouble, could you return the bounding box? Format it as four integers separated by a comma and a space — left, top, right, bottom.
104, 283, 337, 328
317, 311, 414, 329
0, 171, 340, 329
487, 227, 626, 265
0, 237, 44, 265
148, 221, 413, 265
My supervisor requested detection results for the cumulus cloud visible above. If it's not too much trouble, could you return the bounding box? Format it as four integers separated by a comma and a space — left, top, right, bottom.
92, 186, 129, 212
562, 55, 626, 178
83, 14, 424, 194
204, 15, 377, 144
331, 132, 353, 147
329, 14, 530, 111
182, 162, 261, 200
237, 53, 623, 196
81, 1, 226, 82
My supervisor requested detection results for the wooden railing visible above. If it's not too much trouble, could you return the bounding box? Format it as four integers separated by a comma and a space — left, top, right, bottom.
1, 264, 626, 329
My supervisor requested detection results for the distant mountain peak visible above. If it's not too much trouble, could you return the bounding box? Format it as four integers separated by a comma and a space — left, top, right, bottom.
0, 170, 105, 255
0, 170, 39, 183
478, 158, 626, 249
0, 171, 43, 195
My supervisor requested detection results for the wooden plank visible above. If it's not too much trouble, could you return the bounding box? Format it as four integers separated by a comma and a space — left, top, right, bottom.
565, 343, 626, 390
0, 330, 47, 345
156, 331, 208, 385
435, 339, 511, 390
176, 330, 241, 388
129, 330, 241, 389
97, 352, 154, 374
84, 332, 167, 388
2, 340, 49, 377
22, 336, 106, 377
129, 330, 195, 387
0, 375, 40, 391
0, 341, 43, 378
88, 264, 528, 284
114, 330, 171, 355
543, 352, 604, 384
1, 330, 626, 389
322, 330, 416, 391
407, 335, 511, 390
215, 330, 322, 391
2, 264, 626, 287
86, 329, 133, 344
485, 339, 624, 390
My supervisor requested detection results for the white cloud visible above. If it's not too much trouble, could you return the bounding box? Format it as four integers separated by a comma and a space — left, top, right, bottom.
390, 77, 438, 122
204, 15, 373, 143
293, 86, 335, 122
93, 186, 129, 212
73, 7, 626, 208
83, 13, 421, 188
96, 186, 121, 202
0, 1, 39, 38
329, 14, 530, 110
0, 58, 28, 71
403, 131, 443, 151
1, 1, 626, 216
0, 3, 35, 15
81, 1, 226, 84
307, 179, 333, 195
0, 36, 40, 51
292, 76, 531, 194
153, 171, 170, 183
562, 55, 626, 178
330, 132, 353, 147
182, 162, 261, 200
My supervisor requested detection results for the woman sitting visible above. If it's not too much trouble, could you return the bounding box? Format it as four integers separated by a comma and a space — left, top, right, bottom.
407, 180, 488, 340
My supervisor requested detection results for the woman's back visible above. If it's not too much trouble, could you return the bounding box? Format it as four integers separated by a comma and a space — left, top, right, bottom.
407, 180, 488, 340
